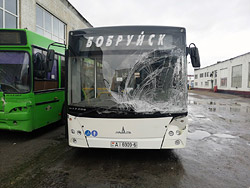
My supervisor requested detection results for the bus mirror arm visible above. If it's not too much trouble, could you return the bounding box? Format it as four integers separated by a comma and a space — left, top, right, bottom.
47, 41, 77, 59
46, 42, 67, 72
186, 43, 201, 68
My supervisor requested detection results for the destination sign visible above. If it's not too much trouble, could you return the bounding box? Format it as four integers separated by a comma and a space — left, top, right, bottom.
0, 30, 27, 45
85, 31, 172, 48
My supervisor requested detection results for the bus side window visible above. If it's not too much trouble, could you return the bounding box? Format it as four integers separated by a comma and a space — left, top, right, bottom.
49, 55, 58, 80
33, 48, 46, 80
60, 56, 65, 88
33, 47, 59, 91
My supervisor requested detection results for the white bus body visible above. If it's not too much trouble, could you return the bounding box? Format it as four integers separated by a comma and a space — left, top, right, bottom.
67, 26, 199, 149
68, 115, 187, 149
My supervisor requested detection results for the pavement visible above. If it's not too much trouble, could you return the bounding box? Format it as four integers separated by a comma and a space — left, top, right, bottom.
0, 90, 249, 188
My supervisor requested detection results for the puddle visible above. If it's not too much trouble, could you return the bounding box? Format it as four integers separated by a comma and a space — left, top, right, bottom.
189, 131, 237, 140
213, 134, 237, 139
188, 93, 198, 96
188, 99, 250, 114
194, 115, 206, 118
188, 130, 211, 140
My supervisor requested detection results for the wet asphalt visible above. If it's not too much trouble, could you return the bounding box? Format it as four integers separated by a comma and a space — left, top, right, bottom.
0, 90, 249, 188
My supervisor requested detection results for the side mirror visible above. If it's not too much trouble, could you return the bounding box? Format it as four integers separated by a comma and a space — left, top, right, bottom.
46, 49, 55, 72
187, 43, 200, 68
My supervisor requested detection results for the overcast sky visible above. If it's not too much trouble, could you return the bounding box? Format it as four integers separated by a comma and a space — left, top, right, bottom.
68, 0, 250, 74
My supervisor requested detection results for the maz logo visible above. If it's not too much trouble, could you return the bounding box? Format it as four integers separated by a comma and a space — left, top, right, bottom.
115, 126, 131, 134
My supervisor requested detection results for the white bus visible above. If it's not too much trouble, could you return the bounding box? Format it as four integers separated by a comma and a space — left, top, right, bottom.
66, 26, 200, 149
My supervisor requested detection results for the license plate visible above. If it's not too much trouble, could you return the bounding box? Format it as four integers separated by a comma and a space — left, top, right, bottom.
110, 141, 138, 148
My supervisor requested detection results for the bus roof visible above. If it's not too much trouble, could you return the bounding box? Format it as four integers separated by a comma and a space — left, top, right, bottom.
70, 25, 186, 35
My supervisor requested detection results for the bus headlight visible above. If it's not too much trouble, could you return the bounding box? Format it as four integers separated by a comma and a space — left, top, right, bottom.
176, 130, 181, 135
72, 138, 77, 143
169, 131, 174, 136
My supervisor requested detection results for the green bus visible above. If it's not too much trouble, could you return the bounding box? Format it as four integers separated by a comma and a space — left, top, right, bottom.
0, 29, 65, 132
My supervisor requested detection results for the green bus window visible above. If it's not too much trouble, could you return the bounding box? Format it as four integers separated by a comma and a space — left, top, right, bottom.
33, 47, 59, 91
0, 51, 30, 93
61, 56, 65, 88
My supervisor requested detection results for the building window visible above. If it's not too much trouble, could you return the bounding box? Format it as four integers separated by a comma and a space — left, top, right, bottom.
215, 79, 217, 86
200, 73, 203, 78
220, 78, 227, 87
0, 0, 18, 29
205, 81, 209, 86
201, 82, 203, 86
231, 64, 242, 88
214, 70, 217, 78
195, 74, 198, 79
36, 4, 66, 44
195, 82, 198, 86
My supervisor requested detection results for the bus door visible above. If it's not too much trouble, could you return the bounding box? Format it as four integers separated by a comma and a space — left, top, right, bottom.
32, 47, 64, 129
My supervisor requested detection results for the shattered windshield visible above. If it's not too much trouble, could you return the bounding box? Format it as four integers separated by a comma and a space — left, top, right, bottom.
68, 27, 187, 115
0, 52, 30, 93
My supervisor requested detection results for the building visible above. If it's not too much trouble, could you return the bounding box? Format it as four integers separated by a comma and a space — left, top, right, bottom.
187, 75, 194, 88
0, 0, 92, 43
194, 52, 250, 96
